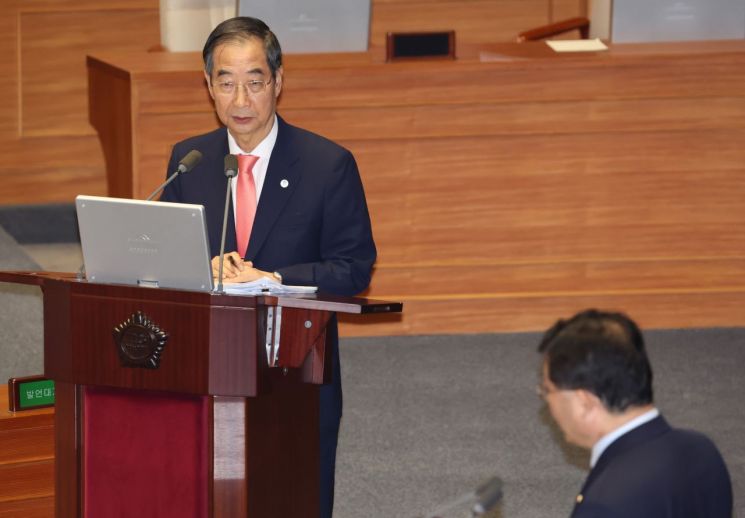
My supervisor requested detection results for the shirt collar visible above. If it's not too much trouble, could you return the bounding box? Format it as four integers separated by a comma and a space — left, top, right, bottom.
227, 114, 278, 158
590, 407, 659, 467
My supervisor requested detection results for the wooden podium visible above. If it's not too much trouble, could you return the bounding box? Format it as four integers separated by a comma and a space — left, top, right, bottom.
0, 271, 401, 518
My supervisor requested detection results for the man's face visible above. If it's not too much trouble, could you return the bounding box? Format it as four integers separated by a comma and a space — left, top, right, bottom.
540, 362, 595, 449
205, 37, 283, 152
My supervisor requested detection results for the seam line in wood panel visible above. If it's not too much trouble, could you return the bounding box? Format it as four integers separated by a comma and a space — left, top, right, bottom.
0, 458, 54, 467
0, 491, 55, 505
379, 286, 745, 301
15, 11, 22, 137
374, 256, 745, 269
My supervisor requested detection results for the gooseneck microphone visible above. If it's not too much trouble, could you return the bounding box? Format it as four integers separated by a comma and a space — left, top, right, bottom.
145, 149, 203, 201
215, 154, 239, 293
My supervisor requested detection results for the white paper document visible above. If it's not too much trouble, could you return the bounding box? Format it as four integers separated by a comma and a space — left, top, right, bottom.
545, 38, 608, 53
223, 277, 318, 295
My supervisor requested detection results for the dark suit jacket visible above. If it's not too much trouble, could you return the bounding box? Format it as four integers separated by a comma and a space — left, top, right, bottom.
160, 116, 376, 296
572, 415, 732, 518
160, 115, 376, 434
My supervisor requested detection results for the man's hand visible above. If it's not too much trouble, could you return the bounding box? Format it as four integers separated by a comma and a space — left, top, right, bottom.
211, 251, 246, 279
211, 252, 281, 284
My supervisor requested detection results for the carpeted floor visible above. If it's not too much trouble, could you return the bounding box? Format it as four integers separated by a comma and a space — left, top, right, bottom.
0, 227, 43, 382
335, 330, 745, 518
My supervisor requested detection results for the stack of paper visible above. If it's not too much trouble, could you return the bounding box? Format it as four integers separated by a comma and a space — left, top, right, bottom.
222, 277, 317, 295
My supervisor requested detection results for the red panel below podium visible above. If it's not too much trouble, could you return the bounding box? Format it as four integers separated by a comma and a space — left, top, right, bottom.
83, 386, 209, 518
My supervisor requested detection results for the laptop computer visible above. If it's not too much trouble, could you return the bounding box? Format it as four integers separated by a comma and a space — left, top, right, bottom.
75, 195, 213, 292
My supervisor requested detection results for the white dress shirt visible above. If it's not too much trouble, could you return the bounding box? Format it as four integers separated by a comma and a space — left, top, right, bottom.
227, 114, 279, 226
590, 407, 660, 467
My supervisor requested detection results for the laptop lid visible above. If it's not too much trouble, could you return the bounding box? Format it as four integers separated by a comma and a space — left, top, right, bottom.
75, 195, 213, 292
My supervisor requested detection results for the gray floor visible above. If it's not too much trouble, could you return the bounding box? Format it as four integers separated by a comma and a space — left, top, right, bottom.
1, 234, 743, 518
336, 330, 745, 518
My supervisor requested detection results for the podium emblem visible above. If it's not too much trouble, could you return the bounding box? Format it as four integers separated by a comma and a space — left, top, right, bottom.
113, 311, 168, 369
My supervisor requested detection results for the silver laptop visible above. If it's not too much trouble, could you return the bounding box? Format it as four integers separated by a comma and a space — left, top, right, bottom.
75, 195, 213, 292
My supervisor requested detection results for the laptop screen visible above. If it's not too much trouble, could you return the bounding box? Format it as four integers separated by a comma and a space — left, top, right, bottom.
76, 195, 213, 292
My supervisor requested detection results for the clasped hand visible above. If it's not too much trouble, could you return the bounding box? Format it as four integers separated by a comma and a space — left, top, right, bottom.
211, 252, 277, 284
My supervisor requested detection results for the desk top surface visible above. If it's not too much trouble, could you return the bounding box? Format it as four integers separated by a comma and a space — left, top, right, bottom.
87, 39, 745, 75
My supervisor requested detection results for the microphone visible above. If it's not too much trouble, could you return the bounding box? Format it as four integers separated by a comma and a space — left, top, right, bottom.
421, 476, 503, 518
472, 477, 503, 515
215, 154, 238, 293
145, 149, 203, 201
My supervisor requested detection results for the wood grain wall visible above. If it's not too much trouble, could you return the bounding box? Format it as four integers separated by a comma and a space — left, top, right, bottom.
283, 44, 745, 335
0, 0, 160, 203
0, 0, 580, 204
86, 42, 745, 336
7, 0, 742, 337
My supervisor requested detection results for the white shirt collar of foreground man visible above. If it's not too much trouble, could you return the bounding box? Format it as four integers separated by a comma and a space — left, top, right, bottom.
228, 114, 279, 207
590, 407, 660, 467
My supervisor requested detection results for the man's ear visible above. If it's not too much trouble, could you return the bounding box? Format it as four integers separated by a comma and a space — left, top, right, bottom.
204, 71, 215, 100
274, 66, 284, 98
575, 389, 605, 418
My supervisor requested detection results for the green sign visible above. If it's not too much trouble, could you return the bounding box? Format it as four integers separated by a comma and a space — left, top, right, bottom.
19, 379, 55, 409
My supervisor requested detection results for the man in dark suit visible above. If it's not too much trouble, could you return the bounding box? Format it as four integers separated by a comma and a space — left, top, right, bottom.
537, 309, 732, 518
160, 17, 376, 518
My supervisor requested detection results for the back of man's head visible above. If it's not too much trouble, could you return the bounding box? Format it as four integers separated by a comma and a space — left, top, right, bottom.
538, 309, 653, 412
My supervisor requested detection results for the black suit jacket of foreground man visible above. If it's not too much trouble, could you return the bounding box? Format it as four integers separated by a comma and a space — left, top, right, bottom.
573, 415, 732, 518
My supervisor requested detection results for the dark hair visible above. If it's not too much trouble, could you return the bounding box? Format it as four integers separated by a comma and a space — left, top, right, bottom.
202, 16, 282, 78
538, 309, 653, 412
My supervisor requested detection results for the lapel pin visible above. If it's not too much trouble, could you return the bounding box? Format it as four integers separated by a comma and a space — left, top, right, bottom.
280, 179, 289, 188
576, 494, 584, 504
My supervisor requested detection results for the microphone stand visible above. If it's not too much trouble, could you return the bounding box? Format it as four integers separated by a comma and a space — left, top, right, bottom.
215, 158, 238, 293
145, 169, 182, 201
145, 149, 203, 201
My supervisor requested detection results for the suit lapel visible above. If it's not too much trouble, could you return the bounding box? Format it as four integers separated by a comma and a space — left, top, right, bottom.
575, 415, 671, 507
246, 117, 301, 260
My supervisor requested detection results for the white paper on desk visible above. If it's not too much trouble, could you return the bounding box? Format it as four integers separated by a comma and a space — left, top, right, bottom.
223, 277, 318, 295
546, 38, 608, 53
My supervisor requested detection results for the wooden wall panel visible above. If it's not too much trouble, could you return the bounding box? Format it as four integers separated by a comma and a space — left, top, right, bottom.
0, 0, 575, 204
0, 14, 18, 137
4, 0, 744, 335
0, 0, 161, 204
85, 42, 745, 334
345, 132, 745, 263
551, 0, 587, 20
281, 97, 745, 140
19, 8, 160, 137
339, 290, 745, 335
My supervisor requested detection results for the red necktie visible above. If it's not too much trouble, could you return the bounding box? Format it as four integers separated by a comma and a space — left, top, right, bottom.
235, 154, 259, 257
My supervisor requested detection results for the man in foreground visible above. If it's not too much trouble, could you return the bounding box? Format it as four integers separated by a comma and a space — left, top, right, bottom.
537, 309, 732, 517
160, 16, 376, 517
